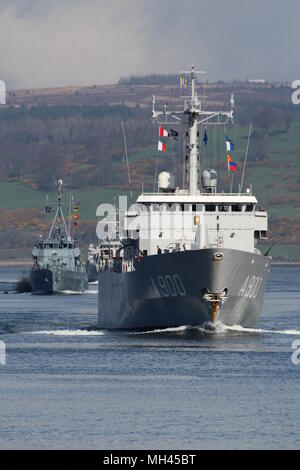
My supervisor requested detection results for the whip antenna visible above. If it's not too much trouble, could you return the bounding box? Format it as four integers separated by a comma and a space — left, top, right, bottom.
240, 122, 252, 193
121, 121, 133, 199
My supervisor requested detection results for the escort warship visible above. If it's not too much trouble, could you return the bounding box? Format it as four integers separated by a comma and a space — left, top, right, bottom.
86, 241, 122, 283
30, 180, 88, 294
97, 67, 271, 330
86, 244, 100, 283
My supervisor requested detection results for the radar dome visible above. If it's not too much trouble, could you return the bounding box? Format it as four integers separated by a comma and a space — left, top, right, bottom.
158, 172, 175, 193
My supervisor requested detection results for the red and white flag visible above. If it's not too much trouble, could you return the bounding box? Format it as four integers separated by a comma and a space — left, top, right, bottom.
158, 140, 166, 152
159, 127, 170, 138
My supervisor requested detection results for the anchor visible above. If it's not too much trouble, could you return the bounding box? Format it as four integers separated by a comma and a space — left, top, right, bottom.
212, 302, 219, 324
203, 288, 228, 324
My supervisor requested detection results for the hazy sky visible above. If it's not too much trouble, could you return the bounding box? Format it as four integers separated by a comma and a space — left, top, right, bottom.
0, 0, 299, 89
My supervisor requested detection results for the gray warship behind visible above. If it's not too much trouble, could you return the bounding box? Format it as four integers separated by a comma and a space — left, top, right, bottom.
30, 180, 88, 295
97, 67, 271, 330
86, 240, 122, 283
85, 244, 99, 283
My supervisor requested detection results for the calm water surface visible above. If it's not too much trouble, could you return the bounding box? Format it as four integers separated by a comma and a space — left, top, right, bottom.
0, 265, 299, 450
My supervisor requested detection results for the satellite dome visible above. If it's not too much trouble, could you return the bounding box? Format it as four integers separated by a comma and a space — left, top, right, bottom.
158, 172, 175, 193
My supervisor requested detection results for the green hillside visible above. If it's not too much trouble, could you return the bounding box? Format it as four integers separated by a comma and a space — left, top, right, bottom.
0, 79, 299, 261
0, 182, 45, 210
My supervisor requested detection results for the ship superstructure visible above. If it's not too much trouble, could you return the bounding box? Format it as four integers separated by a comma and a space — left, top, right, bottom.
97, 67, 271, 329
30, 180, 87, 294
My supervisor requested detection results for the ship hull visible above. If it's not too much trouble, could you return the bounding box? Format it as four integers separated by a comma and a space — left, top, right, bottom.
98, 248, 271, 330
30, 268, 87, 295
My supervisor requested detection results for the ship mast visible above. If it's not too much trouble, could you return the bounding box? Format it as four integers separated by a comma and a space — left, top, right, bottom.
48, 179, 69, 241
152, 66, 235, 195
186, 66, 201, 194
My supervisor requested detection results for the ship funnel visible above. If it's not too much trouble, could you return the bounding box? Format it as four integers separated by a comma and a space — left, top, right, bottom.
202, 169, 217, 193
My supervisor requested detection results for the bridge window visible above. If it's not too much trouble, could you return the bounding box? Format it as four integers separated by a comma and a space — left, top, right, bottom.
192, 204, 203, 212
205, 205, 216, 212
180, 204, 192, 212
255, 230, 264, 239
232, 205, 243, 212
260, 231, 267, 239
245, 204, 254, 212
219, 205, 229, 212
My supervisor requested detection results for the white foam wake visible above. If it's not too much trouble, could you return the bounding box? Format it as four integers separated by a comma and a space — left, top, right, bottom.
224, 325, 300, 336
131, 325, 196, 335
31, 329, 105, 336
61, 290, 83, 295
130, 323, 300, 336
85, 290, 98, 294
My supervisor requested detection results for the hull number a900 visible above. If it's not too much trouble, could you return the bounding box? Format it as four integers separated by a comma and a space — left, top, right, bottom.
150, 275, 186, 298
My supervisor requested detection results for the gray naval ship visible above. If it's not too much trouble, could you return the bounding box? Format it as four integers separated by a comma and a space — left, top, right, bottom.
86, 240, 122, 283
30, 180, 88, 294
85, 244, 99, 283
97, 67, 271, 329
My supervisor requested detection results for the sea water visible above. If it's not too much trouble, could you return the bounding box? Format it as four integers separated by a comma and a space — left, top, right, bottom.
0, 265, 299, 449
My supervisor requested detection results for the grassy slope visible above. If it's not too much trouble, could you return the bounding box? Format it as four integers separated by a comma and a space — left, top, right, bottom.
0, 182, 45, 210
213, 122, 300, 219
73, 187, 138, 219
0, 182, 135, 220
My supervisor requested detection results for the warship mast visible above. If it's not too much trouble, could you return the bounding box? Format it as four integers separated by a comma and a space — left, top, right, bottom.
48, 179, 69, 241
186, 65, 201, 194
152, 66, 235, 194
